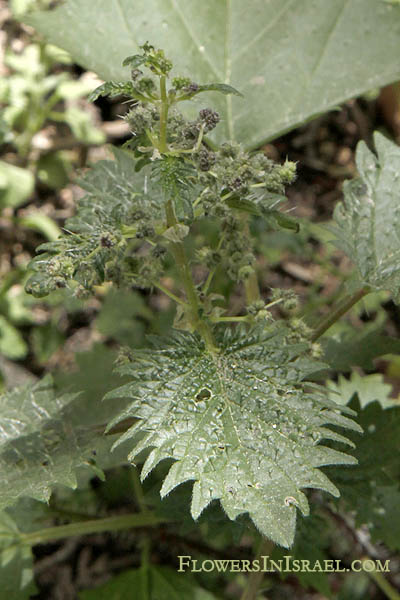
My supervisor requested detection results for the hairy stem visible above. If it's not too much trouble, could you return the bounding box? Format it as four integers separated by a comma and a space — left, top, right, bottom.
241, 216, 261, 304
21, 513, 169, 547
152, 280, 189, 306
159, 75, 169, 153
311, 286, 370, 342
165, 199, 217, 352
240, 537, 273, 600
244, 272, 261, 304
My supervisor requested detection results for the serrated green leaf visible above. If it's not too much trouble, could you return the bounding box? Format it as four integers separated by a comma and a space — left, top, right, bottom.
0, 375, 119, 510
25, 147, 164, 296
327, 372, 397, 409
332, 133, 400, 302
79, 565, 217, 600
178, 82, 243, 100
24, 0, 400, 146
88, 80, 149, 103
121, 54, 147, 69
107, 326, 360, 547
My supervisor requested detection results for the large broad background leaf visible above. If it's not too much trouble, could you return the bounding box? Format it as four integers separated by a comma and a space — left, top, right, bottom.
107, 326, 361, 548
332, 133, 400, 302
25, 0, 400, 147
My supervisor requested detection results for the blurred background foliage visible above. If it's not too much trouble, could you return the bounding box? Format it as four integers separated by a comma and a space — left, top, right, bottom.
1, 1, 400, 598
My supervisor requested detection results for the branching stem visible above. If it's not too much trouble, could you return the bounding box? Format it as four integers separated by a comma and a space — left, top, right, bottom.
211, 316, 248, 323
152, 281, 189, 307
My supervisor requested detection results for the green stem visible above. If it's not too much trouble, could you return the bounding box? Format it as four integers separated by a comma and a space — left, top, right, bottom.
311, 286, 370, 342
202, 234, 225, 295
241, 216, 261, 304
159, 75, 169, 153
240, 537, 273, 600
165, 199, 217, 352
362, 558, 400, 600
264, 298, 283, 310
244, 272, 261, 304
212, 316, 248, 323
21, 512, 168, 547
152, 281, 189, 307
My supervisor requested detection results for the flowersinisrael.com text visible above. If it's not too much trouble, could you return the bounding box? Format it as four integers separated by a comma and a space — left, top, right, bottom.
177, 555, 390, 574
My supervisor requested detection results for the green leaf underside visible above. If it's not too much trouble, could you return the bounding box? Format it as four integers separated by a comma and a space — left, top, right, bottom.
332, 133, 400, 302
107, 326, 361, 547
25, 0, 400, 147
0, 376, 113, 510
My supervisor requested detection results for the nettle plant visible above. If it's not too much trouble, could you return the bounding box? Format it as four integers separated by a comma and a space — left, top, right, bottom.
3, 39, 400, 598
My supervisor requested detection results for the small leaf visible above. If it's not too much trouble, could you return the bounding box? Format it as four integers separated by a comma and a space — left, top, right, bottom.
199, 82, 242, 96
88, 81, 148, 103
122, 54, 147, 68
178, 82, 243, 101
107, 326, 361, 547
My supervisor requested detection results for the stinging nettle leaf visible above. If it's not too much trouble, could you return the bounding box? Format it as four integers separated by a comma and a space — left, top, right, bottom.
106, 326, 361, 547
24, 0, 400, 147
332, 133, 400, 302
177, 82, 243, 100
0, 375, 118, 511
87, 81, 149, 103
121, 54, 147, 69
